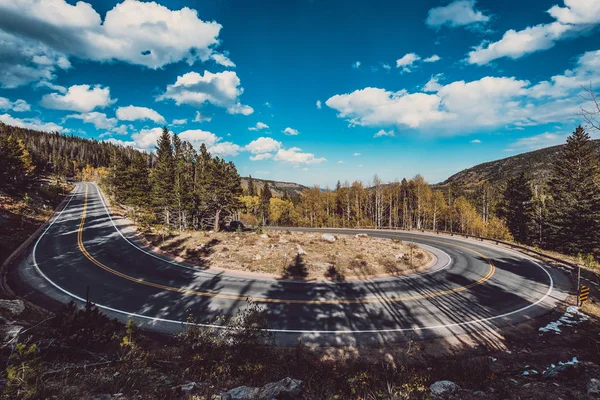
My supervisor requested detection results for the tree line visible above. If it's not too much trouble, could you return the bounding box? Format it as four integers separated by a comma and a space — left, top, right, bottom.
2, 122, 599, 259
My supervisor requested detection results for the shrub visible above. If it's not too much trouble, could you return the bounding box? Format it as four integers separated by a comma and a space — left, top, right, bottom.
4, 343, 43, 399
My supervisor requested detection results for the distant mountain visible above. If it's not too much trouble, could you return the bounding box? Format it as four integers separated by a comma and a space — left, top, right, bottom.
241, 177, 309, 198
438, 139, 600, 189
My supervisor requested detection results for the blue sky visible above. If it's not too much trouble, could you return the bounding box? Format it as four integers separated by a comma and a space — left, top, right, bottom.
0, 0, 599, 186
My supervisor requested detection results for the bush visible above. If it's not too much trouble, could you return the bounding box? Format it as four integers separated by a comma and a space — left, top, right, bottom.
4, 343, 43, 399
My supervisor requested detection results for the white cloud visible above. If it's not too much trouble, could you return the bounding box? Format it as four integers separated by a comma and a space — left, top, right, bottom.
35, 80, 67, 93
283, 127, 299, 136
506, 132, 566, 151
0, 97, 30, 112
209, 141, 241, 157
244, 137, 282, 154
0, 0, 226, 70
178, 129, 220, 148
193, 111, 212, 123
210, 53, 235, 68
316, 100, 322, 109
248, 121, 269, 131
396, 53, 421, 71
41, 84, 115, 112
426, 0, 490, 29
264, 102, 271, 108
358, 164, 363, 168
66, 111, 117, 130
131, 127, 163, 151
423, 74, 444, 92
337, 160, 344, 164
112, 124, 130, 135
468, 0, 600, 65
116, 105, 165, 124
0, 113, 66, 132
274, 147, 326, 165
352, 61, 361, 69
374, 129, 395, 138
158, 70, 253, 115
171, 118, 187, 125
249, 153, 273, 161
353, 152, 361, 156
470, 139, 481, 143
424, 55, 441, 63
382, 63, 392, 71
103, 137, 137, 148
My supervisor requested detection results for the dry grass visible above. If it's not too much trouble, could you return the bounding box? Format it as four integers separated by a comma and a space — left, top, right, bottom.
143, 230, 433, 280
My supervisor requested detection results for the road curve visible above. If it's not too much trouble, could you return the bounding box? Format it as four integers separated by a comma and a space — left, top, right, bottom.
11, 182, 571, 345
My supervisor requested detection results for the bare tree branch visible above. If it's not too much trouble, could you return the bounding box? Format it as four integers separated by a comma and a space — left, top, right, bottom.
580, 83, 600, 131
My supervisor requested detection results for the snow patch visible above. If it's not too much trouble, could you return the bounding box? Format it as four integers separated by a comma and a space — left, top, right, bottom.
539, 307, 588, 334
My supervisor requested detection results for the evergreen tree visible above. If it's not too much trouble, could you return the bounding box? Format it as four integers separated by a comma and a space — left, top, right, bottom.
207, 158, 242, 231
500, 172, 533, 244
151, 127, 175, 228
247, 175, 256, 196
126, 152, 151, 215
259, 182, 272, 225
0, 134, 34, 188
546, 126, 600, 255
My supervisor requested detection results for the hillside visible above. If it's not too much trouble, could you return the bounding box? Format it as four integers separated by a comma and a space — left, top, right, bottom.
241, 177, 308, 198
439, 139, 600, 188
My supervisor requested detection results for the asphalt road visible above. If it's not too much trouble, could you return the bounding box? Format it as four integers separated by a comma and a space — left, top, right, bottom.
12, 182, 571, 345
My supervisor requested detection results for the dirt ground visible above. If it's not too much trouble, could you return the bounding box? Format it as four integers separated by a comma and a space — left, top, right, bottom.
142, 230, 433, 280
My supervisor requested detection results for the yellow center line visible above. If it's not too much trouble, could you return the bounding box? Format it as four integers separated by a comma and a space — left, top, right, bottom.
77, 183, 496, 305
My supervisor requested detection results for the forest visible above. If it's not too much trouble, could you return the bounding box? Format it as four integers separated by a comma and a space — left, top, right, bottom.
1, 122, 599, 260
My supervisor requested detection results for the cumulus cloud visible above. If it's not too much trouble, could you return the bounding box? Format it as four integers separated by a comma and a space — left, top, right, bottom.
374, 129, 394, 138
116, 105, 165, 124
0, 0, 227, 72
468, 0, 600, 65
130, 127, 163, 151
274, 147, 326, 165
396, 53, 421, 72
0, 113, 66, 132
426, 0, 490, 29
470, 139, 481, 143
158, 70, 253, 115
41, 84, 115, 112
353, 152, 361, 156
103, 137, 137, 148
352, 61, 361, 69
210, 53, 235, 68
178, 129, 220, 148
283, 127, 299, 136
171, 119, 187, 125
209, 141, 241, 157
316, 100, 322, 109
249, 153, 273, 161
325, 49, 600, 135
248, 121, 269, 131
506, 132, 566, 151
0, 97, 30, 112
244, 137, 282, 154
424, 55, 441, 63
66, 111, 117, 130
382, 63, 392, 71
193, 111, 212, 123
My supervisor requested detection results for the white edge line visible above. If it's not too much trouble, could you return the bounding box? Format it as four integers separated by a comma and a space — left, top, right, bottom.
30, 183, 556, 335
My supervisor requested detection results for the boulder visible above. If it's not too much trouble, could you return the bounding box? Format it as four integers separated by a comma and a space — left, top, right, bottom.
321, 234, 336, 243
221, 386, 260, 400
0, 299, 25, 317
355, 233, 368, 238
260, 234, 269, 239
1, 324, 24, 344
430, 380, 460, 398
297, 245, 306, 255
587, 378, 600, 396
257, 377, 302, 399
543, 359, 582, 379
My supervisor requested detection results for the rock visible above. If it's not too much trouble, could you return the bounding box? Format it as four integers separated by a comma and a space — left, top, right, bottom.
253, 254, 262, 261
297, 245, 306, 255
1, 324, 24, 343
587, 378, 600, 396
355, 233, 368, 238
92, 395, 111, 400
257, 377, 302, 399
395, 253, 405, 260
321, 234, 336, 243
543, 359, 582, 379
430, 380, 460, 398
260, 234, 269, 239
221, 386, 260, 400
0, 299, 25, 317
112, 393, 124, 399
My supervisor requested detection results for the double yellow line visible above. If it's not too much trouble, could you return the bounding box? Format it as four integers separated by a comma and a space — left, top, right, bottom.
77, 184, 496, 305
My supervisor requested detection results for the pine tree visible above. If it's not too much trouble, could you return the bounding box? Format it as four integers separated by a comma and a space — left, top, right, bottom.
259, 182, 272, 225
500, 172, 533, 244
127, 152, 151, 216
247, 175, 256, 197
547, 126, 600, 255
151, 127, 175, 228
207, 158, 242, 231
